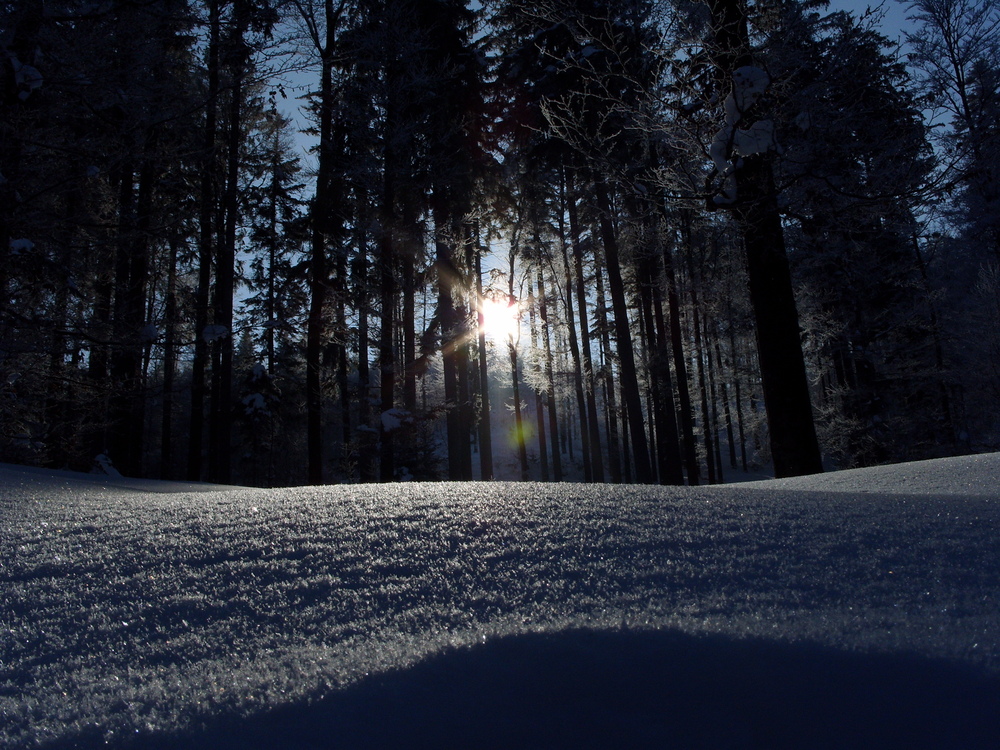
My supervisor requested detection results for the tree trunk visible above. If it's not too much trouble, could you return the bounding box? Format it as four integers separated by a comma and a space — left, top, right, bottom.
706, 320, 724, 483
402, 203, 419, 415
378, 164, 396, 482
265, 145, 278, 377
109, 150, 152, 478
619, 379, 632, 482
715, 338, 738, 470
594, 179, 652, 483
663, 220, 700, 485
210, 12, 247, 484
436, 202, 465, 480
306, 50, 335, 486
456, 305, 474, 480
708, 0, 822, 478
161, 237, 178, 480
188, 0, 219, 482
457, 223, 476, 480
636, 283, 657, 475
336, 252, 351, 450
475, 228, 494, 480
737, 158, 823, 477
557, 171, 593, 480
734, 374, 749, 472
688, 276, 716, 484
567, 176, 605, 481
507, 248, 529, 480
651, 273, 685, 484
537, 266, 562, 481
356, 202, 376, 482
591, 242, 622, 483
528, 275, 549, 481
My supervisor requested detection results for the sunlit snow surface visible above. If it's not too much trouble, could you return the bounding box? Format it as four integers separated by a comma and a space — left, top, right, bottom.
2, 457, 999, 749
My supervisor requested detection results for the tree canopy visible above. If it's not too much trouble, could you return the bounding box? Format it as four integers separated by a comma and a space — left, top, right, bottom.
1, 0, 996, 485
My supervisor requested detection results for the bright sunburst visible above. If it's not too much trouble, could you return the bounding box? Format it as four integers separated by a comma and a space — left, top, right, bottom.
479, 296, 520, 341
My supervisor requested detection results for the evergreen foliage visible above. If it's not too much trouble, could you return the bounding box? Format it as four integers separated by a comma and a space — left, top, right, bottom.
1, 0, 996, 484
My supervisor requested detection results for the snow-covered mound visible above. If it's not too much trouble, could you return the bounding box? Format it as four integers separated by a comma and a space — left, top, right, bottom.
739, 452, 1000, 497
0, 461, 241, 497
2, 456, 998, 749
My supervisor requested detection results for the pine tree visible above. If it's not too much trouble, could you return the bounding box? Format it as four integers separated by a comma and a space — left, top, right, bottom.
703, 0, 823, 477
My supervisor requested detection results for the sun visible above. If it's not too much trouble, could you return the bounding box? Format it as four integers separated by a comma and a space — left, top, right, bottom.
479, 296, 520, 341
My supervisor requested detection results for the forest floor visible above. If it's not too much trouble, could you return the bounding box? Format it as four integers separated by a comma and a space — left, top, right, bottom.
2, 455, 999, 748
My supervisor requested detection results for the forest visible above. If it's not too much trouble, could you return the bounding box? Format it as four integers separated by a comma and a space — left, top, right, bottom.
2, 0, 998, 486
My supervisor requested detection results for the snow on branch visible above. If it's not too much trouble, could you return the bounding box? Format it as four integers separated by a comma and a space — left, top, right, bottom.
710, 66, 779, 205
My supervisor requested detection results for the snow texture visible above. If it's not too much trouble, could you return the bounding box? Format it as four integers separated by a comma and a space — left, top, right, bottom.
2, 456, 999, 749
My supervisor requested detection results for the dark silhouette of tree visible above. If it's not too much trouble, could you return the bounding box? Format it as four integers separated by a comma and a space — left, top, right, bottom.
704, 0, 823, 478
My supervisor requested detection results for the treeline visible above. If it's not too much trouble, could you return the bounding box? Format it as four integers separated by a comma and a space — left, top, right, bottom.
2, 0, 998, 486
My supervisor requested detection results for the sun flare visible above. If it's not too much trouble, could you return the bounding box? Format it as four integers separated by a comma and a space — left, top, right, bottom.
479, 296, 520, 341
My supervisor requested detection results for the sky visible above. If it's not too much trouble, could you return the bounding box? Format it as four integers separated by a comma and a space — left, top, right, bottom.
276, 0, 924, 172
2, 454, 998, 748
827, 0, 916, 42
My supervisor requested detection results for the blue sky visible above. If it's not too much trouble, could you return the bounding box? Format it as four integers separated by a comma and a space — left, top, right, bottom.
826, 0, 916, 41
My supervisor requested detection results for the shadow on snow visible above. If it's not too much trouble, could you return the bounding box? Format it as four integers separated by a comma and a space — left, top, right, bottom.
52, 628, 1000, 750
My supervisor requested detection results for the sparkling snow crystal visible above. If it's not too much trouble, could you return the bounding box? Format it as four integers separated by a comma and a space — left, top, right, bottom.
1, 455, 998, 749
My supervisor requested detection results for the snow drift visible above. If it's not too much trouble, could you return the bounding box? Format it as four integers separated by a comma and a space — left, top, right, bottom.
2, 456, 998, 748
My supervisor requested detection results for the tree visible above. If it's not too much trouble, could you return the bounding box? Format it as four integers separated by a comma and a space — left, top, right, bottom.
497, 0, 663, 482
904, 0, 1000, 259
903, 0, 1000, 449
2, 0, 995, 484
756, 2, 939, 465
294, 0, 352, 484
703, 0, 823, 478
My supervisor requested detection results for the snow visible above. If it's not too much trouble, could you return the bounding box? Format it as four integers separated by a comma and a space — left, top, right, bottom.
92, 454, 122, 479
241, 393, 268, 416
380, 408, 410, 432
710, 66, 779, 203
731, 66, 770, 113
1, 456, 998, 748
710, 129, 732, 177
8, 239, 34, 255
733, 119, 777, 157
7, 53, 43, 101
201, 324, 229, 343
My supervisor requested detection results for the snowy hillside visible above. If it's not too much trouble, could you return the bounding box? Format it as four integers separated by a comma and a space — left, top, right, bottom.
2, 457, 999, 749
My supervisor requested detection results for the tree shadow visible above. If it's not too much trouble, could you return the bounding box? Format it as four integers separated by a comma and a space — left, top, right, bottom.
58, 628, 1000, 749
